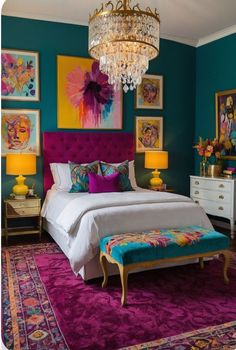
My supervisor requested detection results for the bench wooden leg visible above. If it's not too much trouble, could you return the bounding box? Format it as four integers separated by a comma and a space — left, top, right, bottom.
199, 257, 204, 269
100, 252, 108, 288
222, 251, 230, 284
118, 264, 128, 306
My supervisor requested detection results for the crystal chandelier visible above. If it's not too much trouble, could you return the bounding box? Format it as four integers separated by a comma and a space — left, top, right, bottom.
88, 0, 160, 92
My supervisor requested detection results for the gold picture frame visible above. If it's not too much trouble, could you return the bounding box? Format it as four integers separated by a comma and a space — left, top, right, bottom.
215, 88, 236, 159
135, 74, 163, 109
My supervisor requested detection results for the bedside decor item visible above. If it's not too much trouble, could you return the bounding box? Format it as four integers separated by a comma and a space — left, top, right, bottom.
194, 137, 225, 177
6, 153, 36, 199
136, 74, 163, 109
1, 49, 39, 101
57, 55, 122, 129
145, 151, 168, 186
88, 0, 160, 92
216, 89, 236, 159
1, 109, 40, 156
136, 116, 163, 153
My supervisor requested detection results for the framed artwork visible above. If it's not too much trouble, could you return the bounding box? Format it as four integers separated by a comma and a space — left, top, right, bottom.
135, 116, 163, 153
57, 55, 123, 129
1, 109, 40, 156
1, 49, 39, 101
136, 74, 163, 109
216, 88, 236, 159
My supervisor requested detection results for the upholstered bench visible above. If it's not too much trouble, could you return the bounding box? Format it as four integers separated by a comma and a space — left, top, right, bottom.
99, 226, 230, 305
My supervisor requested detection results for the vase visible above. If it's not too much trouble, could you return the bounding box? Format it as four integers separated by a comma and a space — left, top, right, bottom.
200, 157, 209, 177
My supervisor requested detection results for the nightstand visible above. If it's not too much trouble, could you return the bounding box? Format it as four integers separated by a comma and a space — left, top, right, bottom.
4, 198, 42, 244
148, 185, 175, 192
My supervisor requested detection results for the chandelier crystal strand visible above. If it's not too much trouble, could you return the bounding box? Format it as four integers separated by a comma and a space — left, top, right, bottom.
89, 0, 160, 92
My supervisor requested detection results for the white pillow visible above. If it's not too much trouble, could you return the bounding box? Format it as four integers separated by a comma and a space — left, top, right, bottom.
50, 163, 72, 190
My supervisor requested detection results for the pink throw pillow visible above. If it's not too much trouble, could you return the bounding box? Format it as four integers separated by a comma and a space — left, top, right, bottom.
88, 172, 120, 193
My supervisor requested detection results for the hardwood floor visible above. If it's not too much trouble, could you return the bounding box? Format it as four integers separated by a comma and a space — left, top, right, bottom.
2, 225, 236, 251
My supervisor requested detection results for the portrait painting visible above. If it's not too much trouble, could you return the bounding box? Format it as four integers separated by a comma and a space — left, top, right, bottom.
57, 55, 122, 129
136, 116, 163, 153
136, 74, 163, 109
1, 49, 39, 101
216, 89, 236, 159
1, 109, 40, 156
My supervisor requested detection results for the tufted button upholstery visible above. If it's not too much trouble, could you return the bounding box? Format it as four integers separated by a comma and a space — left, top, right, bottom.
43, 132, 134, 193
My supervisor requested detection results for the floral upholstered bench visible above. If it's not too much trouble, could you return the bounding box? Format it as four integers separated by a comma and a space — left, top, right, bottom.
99, 226, 230, 305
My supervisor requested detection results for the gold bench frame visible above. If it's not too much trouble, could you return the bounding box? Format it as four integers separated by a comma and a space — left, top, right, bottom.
100, 250, 231, 305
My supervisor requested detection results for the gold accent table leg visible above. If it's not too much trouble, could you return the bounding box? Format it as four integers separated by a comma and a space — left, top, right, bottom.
222, 251, 230, 284
100, 252, 108, 288
199, 257, 204, 269
39, 216, 42, 241
5, 216, 8, 245
118, 264, 128, 306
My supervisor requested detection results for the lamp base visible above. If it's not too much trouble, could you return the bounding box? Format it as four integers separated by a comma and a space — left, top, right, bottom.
149, 169, 163, 186
12, 175, 28, 198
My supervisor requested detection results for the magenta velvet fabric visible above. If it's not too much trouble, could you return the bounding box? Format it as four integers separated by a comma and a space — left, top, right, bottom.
43, 132, 134, 193
88, 172, 120, 193
35, 253, 236, 350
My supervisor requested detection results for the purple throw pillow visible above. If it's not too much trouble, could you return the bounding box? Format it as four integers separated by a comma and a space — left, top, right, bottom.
88, 172, 120, 193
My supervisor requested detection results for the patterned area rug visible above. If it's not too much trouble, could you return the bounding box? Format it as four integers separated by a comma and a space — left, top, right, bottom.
2, 243, 236, 350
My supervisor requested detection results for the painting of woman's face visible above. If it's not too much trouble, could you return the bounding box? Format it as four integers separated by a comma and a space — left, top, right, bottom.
142, 82, 158, 104
136, 74, 163, 109
1, 109, 40, 156
5, 115, 31, 150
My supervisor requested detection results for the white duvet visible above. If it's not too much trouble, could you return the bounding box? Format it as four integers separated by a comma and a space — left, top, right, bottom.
41, 188, 213, 274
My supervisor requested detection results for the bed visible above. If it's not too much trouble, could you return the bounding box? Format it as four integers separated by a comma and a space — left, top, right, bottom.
42, 132, 213, 280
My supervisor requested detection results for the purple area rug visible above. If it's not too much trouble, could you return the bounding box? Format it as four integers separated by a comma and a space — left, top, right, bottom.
2, 243, 236, 350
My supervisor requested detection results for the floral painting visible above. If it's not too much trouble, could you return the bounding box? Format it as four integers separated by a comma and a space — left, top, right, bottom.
1, 109, 40, 156
136, 74, 163, 109
216, 89, 236, 159
1, 49, 39, 101
136, 116, 163, 153
57, 55, 122, 129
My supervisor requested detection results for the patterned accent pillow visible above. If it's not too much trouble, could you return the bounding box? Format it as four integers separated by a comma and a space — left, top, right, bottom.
69, 161, 99, 193
100, 160, 133, 191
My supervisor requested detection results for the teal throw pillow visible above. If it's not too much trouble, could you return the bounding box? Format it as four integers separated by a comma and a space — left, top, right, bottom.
69, 161, 99, 193
100, 161, 133, 191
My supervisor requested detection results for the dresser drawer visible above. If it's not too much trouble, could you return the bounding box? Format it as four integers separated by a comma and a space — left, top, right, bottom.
6, 199, 40, 209
191, 187, 231, 203
191, 178, 231, 192
6, 204, 40, 217
192, 197, 231, 217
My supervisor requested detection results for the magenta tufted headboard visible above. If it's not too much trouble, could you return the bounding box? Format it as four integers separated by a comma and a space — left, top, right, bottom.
43, 132, 134, 193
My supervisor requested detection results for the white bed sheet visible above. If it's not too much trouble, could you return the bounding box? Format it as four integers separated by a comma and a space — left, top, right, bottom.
41, 187, 213, 276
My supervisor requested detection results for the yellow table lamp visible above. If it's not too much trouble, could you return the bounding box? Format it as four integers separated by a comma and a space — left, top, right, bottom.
145, 151, 168, 186
6, 153, 36, 199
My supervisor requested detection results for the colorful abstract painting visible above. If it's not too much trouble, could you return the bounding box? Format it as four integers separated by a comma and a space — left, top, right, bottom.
136, 74, 163, 109
1, 109, 40, 156
57, 55, 123, 129
216, 88, 236, 159
136, 116, 163, 153
1, 49, 39, 101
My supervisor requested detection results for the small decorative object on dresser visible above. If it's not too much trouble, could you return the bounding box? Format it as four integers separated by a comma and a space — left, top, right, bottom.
190, 176, 236, 238
4, 198, 42, 245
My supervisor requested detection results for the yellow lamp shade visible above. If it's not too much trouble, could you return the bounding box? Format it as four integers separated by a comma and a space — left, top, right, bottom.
6, 153, 36, 175
145, 151, 168, 170
6, 154, 36, 198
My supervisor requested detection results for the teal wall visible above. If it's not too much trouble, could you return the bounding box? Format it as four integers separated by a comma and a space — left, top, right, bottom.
2, 15, 196, 200
195, 33, 236, 173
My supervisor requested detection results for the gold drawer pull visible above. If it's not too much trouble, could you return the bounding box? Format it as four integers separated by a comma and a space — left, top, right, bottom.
195, 200, 199, 204
219, 184, 224, 188
194, 191, 199, 195
219, 195, 224, 199
195, 181, 199, 185
218, 206, 224, 210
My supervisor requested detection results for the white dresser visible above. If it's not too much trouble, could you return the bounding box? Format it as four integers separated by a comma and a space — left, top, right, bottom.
190, 175, 236, 238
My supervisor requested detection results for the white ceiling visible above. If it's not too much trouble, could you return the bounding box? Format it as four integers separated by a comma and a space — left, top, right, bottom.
2, 0, 236, 47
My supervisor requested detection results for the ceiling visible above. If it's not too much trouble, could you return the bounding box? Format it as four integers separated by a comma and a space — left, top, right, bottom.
2, 0, 236, 47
